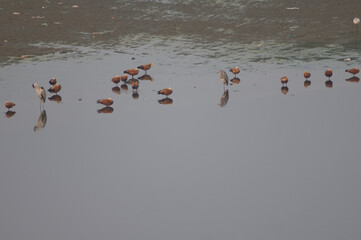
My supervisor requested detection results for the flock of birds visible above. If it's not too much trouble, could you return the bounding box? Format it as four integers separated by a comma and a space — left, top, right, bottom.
216, 66, 360, 106
3, 62, 174, 120
96, 63, 173, 113
3, 64, 361, 117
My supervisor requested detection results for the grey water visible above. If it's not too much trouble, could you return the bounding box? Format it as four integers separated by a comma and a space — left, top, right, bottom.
1, 1, 361, 240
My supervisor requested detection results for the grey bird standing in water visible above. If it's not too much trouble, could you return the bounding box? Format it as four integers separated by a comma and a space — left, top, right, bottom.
218, 70, 228, 90
32, 83, 46, 103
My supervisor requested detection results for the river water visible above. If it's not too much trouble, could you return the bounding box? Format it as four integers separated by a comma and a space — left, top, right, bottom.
1, 1, 361, 240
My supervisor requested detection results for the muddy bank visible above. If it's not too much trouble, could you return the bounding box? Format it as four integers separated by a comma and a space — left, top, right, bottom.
1, 0, 361, 65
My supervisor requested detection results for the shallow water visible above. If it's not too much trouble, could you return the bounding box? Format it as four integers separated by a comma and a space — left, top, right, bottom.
1, 1, 361, 240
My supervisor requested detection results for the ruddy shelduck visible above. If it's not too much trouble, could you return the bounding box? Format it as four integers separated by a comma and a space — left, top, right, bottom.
229, 67, 240, 76
157, 88, 173, 97
120, 74, 128, 82
131, 79, 139, 90
49, 77, 57, 85
124, 68, 139, 77
5, 101, 15, 110
137, 63, 153, 73
304, 72, 311, 79
281, 76, 288, 84
325, 69, 333, 78
345, 67, 359, 75
97, 98, 113, 106
112, 75, 121, 84
48, 83, 62, 94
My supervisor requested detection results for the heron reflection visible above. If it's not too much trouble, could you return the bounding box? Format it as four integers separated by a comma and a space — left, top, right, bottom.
48, 94, 62, 103
158, 97, 173, 105
219, 89, 229, 107
34, 110, 47, 132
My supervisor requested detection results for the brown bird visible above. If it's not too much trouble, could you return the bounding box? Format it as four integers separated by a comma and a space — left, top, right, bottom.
304, 72, 311, 79
124, 68, 139, 78
345, 67, 359, 75
138, 63, 153, 73
230, 67, 240, 76
97, 98, 113, 106
131, 79, 139, 91
49, 77, 57, 85
5, 101, 15, 110
120, 74, 128, 83
97, 106, 114, 114
281, 76, 288, 85
112, 75, 121, 84
325, 69, 333, 78
157, 88, 173, 97
48, 83, 62, 94
48, 94, 62, 103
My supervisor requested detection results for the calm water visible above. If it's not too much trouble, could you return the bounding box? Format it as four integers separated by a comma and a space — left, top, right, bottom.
1, 1, 361, 240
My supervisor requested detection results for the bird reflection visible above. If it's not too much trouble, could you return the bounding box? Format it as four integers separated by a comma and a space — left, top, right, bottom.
120, 83, 128, 91
112, 86, 121, 94
346, 76, 360, 83
48, 94, 62, 103
138, 74, 154, 81
325, 80, 333, 88
158, 97, 173, 105
34, 110, 47, 132
5, 110, 16, 118
97, 106, 114, 114
281, 86, 289, 95
230, 77, 240, 84
219, 89, 229, 107
132, 91, 139, 99
304, 80, 311, 88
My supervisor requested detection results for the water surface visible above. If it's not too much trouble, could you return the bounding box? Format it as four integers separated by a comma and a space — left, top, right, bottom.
1, 1, 361, 240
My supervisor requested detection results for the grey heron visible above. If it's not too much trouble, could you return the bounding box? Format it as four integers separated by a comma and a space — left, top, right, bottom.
32, 83, 46, 103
